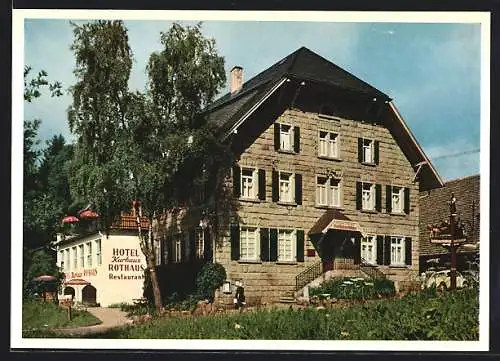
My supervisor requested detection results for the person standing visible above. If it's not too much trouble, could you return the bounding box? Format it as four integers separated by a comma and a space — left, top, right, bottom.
234, 281, 245, 310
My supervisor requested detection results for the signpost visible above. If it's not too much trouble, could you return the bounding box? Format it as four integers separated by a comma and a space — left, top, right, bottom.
428, 193, 467, 291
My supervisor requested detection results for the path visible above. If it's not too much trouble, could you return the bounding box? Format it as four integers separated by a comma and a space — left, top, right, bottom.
52, 307, 131, 336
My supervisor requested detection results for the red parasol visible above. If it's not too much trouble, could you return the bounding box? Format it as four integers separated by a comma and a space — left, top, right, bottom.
79, 210, 99, 219
33, 275, 57, 282
62, 215, 79, 224
65, 278, 90, 286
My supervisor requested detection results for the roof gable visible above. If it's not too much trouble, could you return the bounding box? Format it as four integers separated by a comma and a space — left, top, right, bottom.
205, 46, 443, 192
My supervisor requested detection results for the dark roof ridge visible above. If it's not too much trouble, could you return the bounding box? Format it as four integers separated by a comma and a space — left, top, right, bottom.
206, 47, 308, 113
290, 46, 390, 100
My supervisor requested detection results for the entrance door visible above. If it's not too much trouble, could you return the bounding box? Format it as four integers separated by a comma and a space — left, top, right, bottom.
82, 285, 97, 305
321, 231, 336, 272
63, 286, 75, 299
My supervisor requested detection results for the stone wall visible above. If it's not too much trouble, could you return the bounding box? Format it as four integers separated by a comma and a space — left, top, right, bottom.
213, 107, 421, 305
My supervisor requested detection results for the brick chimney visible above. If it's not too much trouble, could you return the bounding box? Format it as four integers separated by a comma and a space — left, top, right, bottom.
230, 66, 243, 93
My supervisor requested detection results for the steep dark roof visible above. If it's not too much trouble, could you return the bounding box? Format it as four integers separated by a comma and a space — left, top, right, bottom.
206, 46, 390, 132
205, 46, 443, 192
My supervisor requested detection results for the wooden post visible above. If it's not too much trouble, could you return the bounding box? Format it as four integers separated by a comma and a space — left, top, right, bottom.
67, 303, 72, 321
449, 195, 457, 291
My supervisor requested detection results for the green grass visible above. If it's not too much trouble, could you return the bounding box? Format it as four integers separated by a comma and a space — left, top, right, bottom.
22, 299, 102, 337
79, 288, 478, 340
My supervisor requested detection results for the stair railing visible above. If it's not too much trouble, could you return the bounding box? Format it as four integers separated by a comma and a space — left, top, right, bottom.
295, 261, 323, 290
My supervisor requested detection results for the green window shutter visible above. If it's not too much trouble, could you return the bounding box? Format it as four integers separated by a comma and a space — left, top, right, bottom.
181, 233, 186, 262
167, 235, 173, 264
272, 170, 279, 202
232, 165, 241, 197
386, 185, 392, 213
269, 228, 278, 261
295, 173, 302, 205
354, 236, 361, 264
384, 235, 391, 266
356, 182, 362, 210
260, 228, 270, 261
203, 228, 211, 261
376, 235, 384, 265
404, 187, 410, 214
189, 229, 196, 262
358, 138, 363, 163
375, 184, 382, 212
258, 169, 266, 200
274, 123, 281, 151
374, 140, 380, 164
230, 224, 240, 261
294, 126, 300, 153
296, 230, 305, 262
405, 237, 412, 265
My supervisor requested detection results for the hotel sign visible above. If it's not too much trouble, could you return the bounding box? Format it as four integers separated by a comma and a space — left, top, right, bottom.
64, 269, 98, 279
108, 248, 145, 281
324, 219, 364, 234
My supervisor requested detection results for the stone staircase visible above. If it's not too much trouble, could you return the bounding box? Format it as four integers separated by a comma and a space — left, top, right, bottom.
279, 291, 296, 304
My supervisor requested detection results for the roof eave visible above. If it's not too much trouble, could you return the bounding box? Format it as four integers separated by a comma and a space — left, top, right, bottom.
222, 77, 289, 141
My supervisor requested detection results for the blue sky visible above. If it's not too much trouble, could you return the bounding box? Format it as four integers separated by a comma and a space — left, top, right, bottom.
23, 16, 482, 182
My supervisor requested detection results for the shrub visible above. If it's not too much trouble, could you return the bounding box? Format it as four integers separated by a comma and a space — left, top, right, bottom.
86, 288, 478, 340
195, 263, 227, 302
310, 277, 395, 300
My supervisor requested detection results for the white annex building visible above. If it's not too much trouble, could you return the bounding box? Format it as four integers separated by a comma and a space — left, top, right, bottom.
54, 213, 147, 307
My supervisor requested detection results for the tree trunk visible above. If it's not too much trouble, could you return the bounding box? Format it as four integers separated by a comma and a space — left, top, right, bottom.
137, 216, 163, 314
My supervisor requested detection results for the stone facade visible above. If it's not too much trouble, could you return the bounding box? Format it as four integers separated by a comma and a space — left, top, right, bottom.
214, 108, 422, 305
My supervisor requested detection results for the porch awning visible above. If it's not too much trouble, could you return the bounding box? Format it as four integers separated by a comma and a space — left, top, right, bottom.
308, 209, 365, 236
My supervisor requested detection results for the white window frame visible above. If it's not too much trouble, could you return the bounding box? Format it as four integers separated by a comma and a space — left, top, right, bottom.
72, 247, 77, 270
316, 176, 341, 207
162, 237, 169, 264
59, 250, 65, 271
66, 249, 70, 271
154, 239, 161, 266
95, 239, 102, 265
391, 186, 404, 214
86, 242, 92, 267
196, 228, 205, 259
318, 130, 339, 158
361, 235, 377, 264
79, 244, 84, 268
362, 182, 376, 211
240, 227, 259, 262
279, 171, 294, 203
174, 235, 182, 263
279, 123, 293, 151
278, 229, 296, 262
240, 167, 258, 199
362, 138, 375, 163
390, 236, 405, 266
